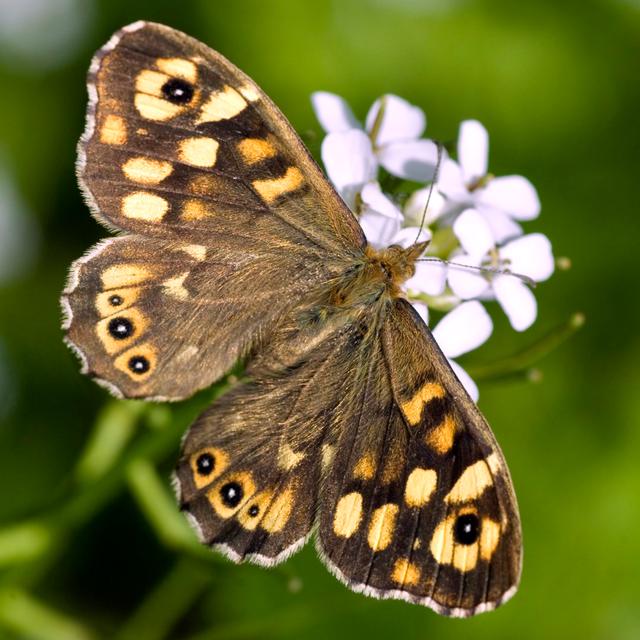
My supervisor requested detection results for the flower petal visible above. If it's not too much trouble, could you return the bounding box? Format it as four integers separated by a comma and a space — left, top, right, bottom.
458, 119, 489, 184
378, 139, 439, 181
311, 91, 360, 133
476, 175, 541, 220
478, 209, 523, 244
391, 226, 432, 249
403, 187, 446, 226
411, 301, 429, 325
500, 233, 554, 282
449, 359, 479, 401
432, 300, 493, 358
365, 94, 425, 146
438, 158, 469, 203
321, 130, 377, 207
447, 253, 490, 300
405, 259, 447, 296
361, 181, 403, 219
493, 274, 537, 331
452, 208, 494, 258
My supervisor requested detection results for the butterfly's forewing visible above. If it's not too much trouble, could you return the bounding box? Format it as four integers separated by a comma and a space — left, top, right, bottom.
317, 299, 521, 616
63, 21, 364, 399
79, 21, 364, 253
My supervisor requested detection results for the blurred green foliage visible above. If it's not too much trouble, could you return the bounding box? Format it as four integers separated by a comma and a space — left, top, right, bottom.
0, 0, 638, 638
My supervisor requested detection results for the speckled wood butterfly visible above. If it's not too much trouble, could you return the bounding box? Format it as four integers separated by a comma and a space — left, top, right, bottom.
61, 22, 521, 616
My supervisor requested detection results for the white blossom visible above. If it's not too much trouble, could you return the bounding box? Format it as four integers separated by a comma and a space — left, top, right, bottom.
431, 301, 493, 401
312, 92, 440, 206
448, 209, 554, 331
438, 120, 540, 243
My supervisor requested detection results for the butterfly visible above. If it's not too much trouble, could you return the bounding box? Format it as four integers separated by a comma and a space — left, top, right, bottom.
61, 21, 522, 617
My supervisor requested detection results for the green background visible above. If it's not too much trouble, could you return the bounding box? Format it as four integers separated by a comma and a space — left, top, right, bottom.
0, 0, 638, 638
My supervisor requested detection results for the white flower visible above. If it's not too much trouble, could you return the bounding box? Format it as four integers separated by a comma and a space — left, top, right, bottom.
448, 209, 554, 331
311, 92, 440, 206
430, 301, 493, 401
439, 120, 540, 243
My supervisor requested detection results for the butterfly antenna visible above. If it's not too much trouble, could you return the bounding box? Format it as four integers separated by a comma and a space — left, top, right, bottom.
418, 257, 537, 288
414, 141, 444, 246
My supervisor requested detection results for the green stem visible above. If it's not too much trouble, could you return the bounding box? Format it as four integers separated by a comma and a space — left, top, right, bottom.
125, 458, 222, 564
0, 588, 95, 640
74, 400, 146, 484
466, 312, 585, 381
116, 558, 213, 640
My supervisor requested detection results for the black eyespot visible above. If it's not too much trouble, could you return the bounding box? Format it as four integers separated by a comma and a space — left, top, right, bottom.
161, 78, 194, 104
248, 505, 259, 517
195, 453, 214, 476
220, 482, 243, 508
454, 513, 480, 545
108, 294, 123, 306
108, 317, 133, 339
128, 355, 150, 375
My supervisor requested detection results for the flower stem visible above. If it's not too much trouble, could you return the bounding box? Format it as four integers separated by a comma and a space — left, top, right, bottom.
0, 587, 95, 640
466, 312, 585, 381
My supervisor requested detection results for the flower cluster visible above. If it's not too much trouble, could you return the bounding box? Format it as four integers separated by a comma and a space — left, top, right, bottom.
312, 93, 555, 400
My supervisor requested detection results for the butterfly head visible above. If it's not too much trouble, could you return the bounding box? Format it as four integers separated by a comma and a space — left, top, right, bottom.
364, 240, 429, 294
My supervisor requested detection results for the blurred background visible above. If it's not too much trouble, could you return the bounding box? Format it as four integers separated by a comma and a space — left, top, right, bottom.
0, 0, 638, 638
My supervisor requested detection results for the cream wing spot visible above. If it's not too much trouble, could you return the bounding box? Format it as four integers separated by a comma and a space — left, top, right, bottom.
277, 444, 305, 471
333, 492, 363, 538
99, 114, 127, 145
179, 137, 220, 168
122, 192, 169, 222
367, 503, 399, 552
181, 200, 210, 221
391, 559, 421, 586
238, 82, 260, 102
322, 444, 335, 469
261, 487, 295, 533
162, 272, 190, 301
425, 413, 457, 454
237, 138, 277, 165
253, 167, 304, 204
404, 468, 437, 507
445, 459, 494, 504
156, 57, 198, 82
197, 85, 247, 123
179, 244, 207, 261
479, 518, 502, 561
401, 382, 446, 426
101, 264, 152, 289
352, 453, 376, 480
122, 157, 173, 184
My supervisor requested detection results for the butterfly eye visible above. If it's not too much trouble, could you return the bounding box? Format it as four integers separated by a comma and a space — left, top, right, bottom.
220, 481, 243, 507
128, 355, 150, 375
196, 452, 215, 476
108, 317, 134, 339
161, 78, 194, 104
454, 513, 480, 545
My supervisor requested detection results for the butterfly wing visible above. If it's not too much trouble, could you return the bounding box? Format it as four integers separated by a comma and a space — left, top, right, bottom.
64, 21, 364, 399
79, 21, 364, 253
174, 298, 363, 563
317, 298, 521, 617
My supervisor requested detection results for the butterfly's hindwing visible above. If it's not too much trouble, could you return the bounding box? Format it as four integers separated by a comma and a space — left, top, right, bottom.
317, 299, 521, 617
175, 299, 362, 563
